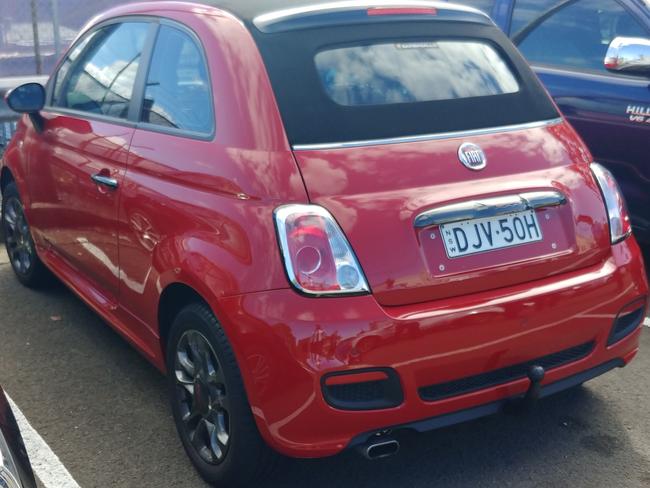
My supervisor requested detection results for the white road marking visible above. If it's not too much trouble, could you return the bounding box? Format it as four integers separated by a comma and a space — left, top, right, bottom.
6, 394, 81, 488
645, 317, 650, 328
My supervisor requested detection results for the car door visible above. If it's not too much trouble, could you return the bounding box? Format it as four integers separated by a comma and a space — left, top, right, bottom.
510, 0, 650, 244
117, 21, 216, 327
27, 20, 154, 300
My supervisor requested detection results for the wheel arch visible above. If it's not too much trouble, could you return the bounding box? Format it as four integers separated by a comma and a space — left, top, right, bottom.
158, 282, 212, 364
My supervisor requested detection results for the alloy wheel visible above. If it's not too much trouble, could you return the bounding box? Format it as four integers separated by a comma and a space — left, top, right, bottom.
174, 330, 231, 465
2, 197, 34, 275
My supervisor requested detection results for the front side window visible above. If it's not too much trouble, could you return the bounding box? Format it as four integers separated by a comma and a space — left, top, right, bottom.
510, 0, 558, 36
315, 41, 519, 107
51, 31, 98, 106
141, 25, 213, 135
54, 22, 149, 119
514, 0, 648, 74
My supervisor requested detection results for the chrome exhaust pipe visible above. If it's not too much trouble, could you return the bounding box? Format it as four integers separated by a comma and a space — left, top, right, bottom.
361, 438, 400, 460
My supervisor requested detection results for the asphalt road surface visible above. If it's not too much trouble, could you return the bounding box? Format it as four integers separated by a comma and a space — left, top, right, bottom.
0, 245, 649, 488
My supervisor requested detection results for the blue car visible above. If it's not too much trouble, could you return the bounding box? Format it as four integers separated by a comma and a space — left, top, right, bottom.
453, 0, 650, 252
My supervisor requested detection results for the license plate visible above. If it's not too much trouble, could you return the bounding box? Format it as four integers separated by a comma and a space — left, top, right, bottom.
440, 210, 542, 258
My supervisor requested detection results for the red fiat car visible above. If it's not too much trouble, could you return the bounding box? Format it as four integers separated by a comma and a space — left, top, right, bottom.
1, 1, 648, 485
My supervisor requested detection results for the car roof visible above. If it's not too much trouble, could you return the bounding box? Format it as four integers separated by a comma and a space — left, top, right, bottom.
88, 1, 491, 37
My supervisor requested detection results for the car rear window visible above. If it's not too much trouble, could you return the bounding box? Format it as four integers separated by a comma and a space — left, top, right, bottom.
315, 41, 519, 106
253, 20, 559, 146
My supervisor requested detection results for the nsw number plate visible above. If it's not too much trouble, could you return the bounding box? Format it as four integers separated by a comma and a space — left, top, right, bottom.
440, 210, 542, 258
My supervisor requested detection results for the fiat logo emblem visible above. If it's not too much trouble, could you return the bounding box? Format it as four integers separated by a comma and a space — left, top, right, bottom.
458, 143, 487, 171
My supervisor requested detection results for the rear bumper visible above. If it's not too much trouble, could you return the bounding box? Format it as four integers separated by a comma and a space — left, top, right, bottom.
348, 357, 627, 449
216, 240, 648, 458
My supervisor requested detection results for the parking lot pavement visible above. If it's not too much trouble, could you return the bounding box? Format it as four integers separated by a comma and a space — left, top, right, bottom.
0, 246, 649, 488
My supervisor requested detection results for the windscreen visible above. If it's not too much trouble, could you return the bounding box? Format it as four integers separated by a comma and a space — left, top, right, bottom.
253, 21, 559, 146
315, 41, 519, 106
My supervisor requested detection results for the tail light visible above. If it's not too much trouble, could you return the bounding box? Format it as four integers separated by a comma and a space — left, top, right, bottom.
591, 163, 632, 244
274, 205, 370, 296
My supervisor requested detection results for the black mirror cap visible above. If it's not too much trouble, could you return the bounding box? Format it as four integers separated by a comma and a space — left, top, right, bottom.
5, 82, 45, 114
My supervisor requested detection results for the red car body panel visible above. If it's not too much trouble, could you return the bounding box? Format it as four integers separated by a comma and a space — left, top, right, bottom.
1, 1, 647, 460
293, 122, 611, 306
27, 114, 131, 299
217, 241, 645, 456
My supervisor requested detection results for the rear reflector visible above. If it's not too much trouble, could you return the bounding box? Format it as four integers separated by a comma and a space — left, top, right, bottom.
322, 368, 403, 410
608, 299, 646, 345
325, 371, 389, 386
367, 7, 437, 16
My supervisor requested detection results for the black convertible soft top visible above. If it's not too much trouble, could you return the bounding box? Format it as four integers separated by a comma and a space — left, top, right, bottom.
200, 0, 322, 22
196, 1, 559, 146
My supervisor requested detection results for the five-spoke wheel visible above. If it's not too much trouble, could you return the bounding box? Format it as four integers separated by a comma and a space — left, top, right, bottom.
174, 330, 230, 464
167, 303, 276, 486
3, 195, 34, 275
1, 182, 49, 287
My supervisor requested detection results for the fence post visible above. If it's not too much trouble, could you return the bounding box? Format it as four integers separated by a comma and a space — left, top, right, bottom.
51, 0, 61, 59
30, 0, 42, 74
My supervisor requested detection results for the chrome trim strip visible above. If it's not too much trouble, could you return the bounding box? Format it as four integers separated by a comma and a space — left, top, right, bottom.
292, 118, 564, 151
523, 191, 568, 210
414, 190, 567, 228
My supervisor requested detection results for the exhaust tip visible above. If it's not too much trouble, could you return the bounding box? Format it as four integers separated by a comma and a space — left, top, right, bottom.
363, 439, 400, 460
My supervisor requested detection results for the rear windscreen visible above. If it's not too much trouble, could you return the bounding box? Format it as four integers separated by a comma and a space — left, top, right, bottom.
252, 21, 559, 146
315, 41, 519, 106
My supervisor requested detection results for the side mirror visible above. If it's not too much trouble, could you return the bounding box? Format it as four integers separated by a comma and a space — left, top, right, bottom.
4, 83, 46, 132
604, 37, 650, 76
5, 83, 45, 113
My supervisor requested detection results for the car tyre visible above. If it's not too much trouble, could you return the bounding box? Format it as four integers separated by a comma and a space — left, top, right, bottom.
166, 303, 278, 487
1, 182, 51, 288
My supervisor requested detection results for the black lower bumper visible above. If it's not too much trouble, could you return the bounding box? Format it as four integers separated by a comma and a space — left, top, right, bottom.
348, 359, 624, 449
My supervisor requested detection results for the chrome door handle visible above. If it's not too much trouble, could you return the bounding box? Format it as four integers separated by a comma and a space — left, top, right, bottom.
91, 173, 119, 189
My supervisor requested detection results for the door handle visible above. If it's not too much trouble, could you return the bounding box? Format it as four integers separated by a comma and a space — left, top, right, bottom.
91, 173, 119, 189
414, 191, 566, 228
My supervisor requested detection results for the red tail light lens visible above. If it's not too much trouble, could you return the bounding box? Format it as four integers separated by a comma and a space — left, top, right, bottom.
275, 205, 370, 296
591, 163, 632, 244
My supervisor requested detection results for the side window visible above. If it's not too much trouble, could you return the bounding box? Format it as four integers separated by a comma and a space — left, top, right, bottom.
514, 0, 648, 74
54, 22, 149, 119
510, 0, 558, 36
452, 1, 495, 15
141, 25, 214, 135
51, 31, 98, 105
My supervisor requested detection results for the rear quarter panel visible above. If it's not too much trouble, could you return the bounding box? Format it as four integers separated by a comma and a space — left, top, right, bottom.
115, 8, 306, 365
